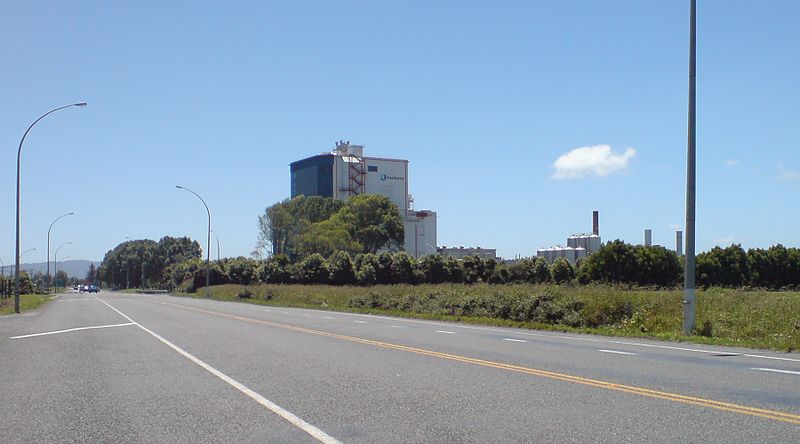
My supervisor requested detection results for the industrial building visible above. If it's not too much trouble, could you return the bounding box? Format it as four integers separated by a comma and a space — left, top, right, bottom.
537, 211, 602, 263
438, 246, 497, 260
290, 141, 437, 258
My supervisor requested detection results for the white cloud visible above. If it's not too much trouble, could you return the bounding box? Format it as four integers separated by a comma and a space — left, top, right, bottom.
552, 144, 636, 179
669, 224, 682, 231
776, 163, 800, 182
725, 159, 739, 168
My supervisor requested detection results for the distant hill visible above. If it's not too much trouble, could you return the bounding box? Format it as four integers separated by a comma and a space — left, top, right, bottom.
1, 260, 101, 279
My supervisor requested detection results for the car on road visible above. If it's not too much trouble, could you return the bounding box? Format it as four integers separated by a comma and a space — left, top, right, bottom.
88, 285, 99, 293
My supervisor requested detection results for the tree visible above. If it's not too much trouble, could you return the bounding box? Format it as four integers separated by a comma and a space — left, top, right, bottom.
297, 218, 362, 259
335, 195, 405, 253
550, 257, 575, 284
532, 257, 551, 283
696, 244, 750, 288
462, 256, 485, 284
259, 254, 292, 284
86, 264, 97, 284
254, 196, 344, 260
580, 240, 640, 284
419, 254, 448, 284
326, 251, 356, 285
297, 253, 329, 284
390, 252, 418, 284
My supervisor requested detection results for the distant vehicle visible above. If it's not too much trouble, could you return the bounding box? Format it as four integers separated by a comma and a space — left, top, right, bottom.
87, 285, 99, 293
72, 284, 79, 290
81, 285, 89, 292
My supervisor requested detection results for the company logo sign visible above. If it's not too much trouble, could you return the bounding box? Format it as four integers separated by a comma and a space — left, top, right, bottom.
380, 173, 404, 182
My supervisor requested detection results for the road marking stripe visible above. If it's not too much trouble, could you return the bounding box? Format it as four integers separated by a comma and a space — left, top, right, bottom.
10, 323, 135, 339
435, 330, 455, 334
97, 299, 341, 444
323, 316, 335, 320
286, 308, 800, 363
503, 338, 528, 343
598, 349, 637, 356
354, 320, 367, 324
151, 300, 800, 426
751, 368, 800, 376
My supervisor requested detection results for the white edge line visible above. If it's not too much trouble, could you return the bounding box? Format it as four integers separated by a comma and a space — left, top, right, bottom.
751, 367, 800, 376
503, 338, 528, 343
10, 323, 135, 339
96, 298, 341, 444
146, 294, 800, 364
598, 349, 637, 356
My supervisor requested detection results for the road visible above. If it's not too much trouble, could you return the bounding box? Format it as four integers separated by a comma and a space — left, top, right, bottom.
1, 290, 798, 443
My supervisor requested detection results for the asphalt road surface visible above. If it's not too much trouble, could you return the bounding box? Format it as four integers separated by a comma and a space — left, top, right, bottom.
1, 291, 798, 443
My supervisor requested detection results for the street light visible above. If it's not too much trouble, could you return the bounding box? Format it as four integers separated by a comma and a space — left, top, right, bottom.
19, 248, 37, 261
683, 0, 697, 335
55, 256, 70, 279
47, 212, 75, 288
15, 102, 87, 313
176, 185, 211, 297
424, 243, 438, 254
54, 242, 71, 280
213, 230, 221, 261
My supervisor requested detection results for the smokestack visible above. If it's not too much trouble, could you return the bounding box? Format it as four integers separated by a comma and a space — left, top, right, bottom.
676, 231, 683, 256
592, 210, 599, 235
644, 229, 652, 246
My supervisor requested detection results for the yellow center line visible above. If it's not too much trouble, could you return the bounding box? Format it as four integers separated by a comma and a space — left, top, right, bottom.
150, 299, 800, 426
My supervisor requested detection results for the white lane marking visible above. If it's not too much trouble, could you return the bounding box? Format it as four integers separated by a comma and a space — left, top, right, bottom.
280, 311, 289, 314
744, 354, 800, 363
323, 317, 335, 320
56, 299, 95, 302
390, 325, 402, 328
751, 367, 800, 376
435, 330, 455, 334
96, 298, 341, 444
503, 338, 528, 343
354, 320, 367, 324
309, 310, 800, 363
598, 349, 637, 356
10, 323, 135, 339
148, 294, 800, 364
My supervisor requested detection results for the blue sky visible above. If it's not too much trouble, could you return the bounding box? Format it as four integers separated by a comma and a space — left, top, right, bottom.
1, 1, 798, 265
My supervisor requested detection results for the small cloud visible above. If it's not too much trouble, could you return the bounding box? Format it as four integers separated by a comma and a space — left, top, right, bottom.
725, 159, 739, 168
669, 224, 682, 231
552, 144, 636, 179
776, 163, 800, 182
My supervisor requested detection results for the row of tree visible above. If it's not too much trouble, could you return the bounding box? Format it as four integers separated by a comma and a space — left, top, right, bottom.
254, 195, 405, 261
95, 234, 800, 291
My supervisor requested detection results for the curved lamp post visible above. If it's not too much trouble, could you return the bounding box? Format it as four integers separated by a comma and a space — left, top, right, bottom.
176, 185, 211, 297
47, 212, 75, 288
54, 242, 71, 281
15, 102, 87, 313
424, 243, 438, 254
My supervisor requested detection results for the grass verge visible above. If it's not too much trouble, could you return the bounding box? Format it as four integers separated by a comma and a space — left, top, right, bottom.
0, 294, 53, 315
176, 283, 800, 352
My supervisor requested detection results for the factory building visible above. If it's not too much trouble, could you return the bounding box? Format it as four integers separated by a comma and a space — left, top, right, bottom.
438, 246, 497, 260
290, 141, 437, 258
537, 210, 602, 263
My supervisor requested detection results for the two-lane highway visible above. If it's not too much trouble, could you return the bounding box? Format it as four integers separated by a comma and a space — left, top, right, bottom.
1, 291, 798, 443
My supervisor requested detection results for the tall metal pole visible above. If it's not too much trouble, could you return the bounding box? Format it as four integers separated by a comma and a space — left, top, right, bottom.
215, 233, 221, 262
683, 0, 697, 336
47, 212, 75, 289
176, 185, 211, 297
15, 102, 87, 313
54, 242, 71, 286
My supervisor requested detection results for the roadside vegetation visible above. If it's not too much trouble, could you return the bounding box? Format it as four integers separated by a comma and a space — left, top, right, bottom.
182, 283, 800, 352
92, 195, 800, 352
0, 293, 52, 315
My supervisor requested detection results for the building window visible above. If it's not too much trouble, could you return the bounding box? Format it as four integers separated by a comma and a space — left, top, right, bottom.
368, 165, 378, 172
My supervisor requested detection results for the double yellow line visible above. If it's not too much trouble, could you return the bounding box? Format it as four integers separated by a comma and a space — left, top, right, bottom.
153, 300, 800, 426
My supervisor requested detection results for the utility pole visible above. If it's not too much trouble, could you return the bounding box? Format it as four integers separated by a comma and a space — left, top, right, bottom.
683, 0, 697, 336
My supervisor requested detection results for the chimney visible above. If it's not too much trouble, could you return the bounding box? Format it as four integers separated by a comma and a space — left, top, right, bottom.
644, 229, 652, 246
592, 210, 599, 235
676, 231, 683, 256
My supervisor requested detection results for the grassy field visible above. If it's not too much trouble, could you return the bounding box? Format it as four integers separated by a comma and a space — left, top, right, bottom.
181, 283, 800, 352
0, 294, 53, 315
